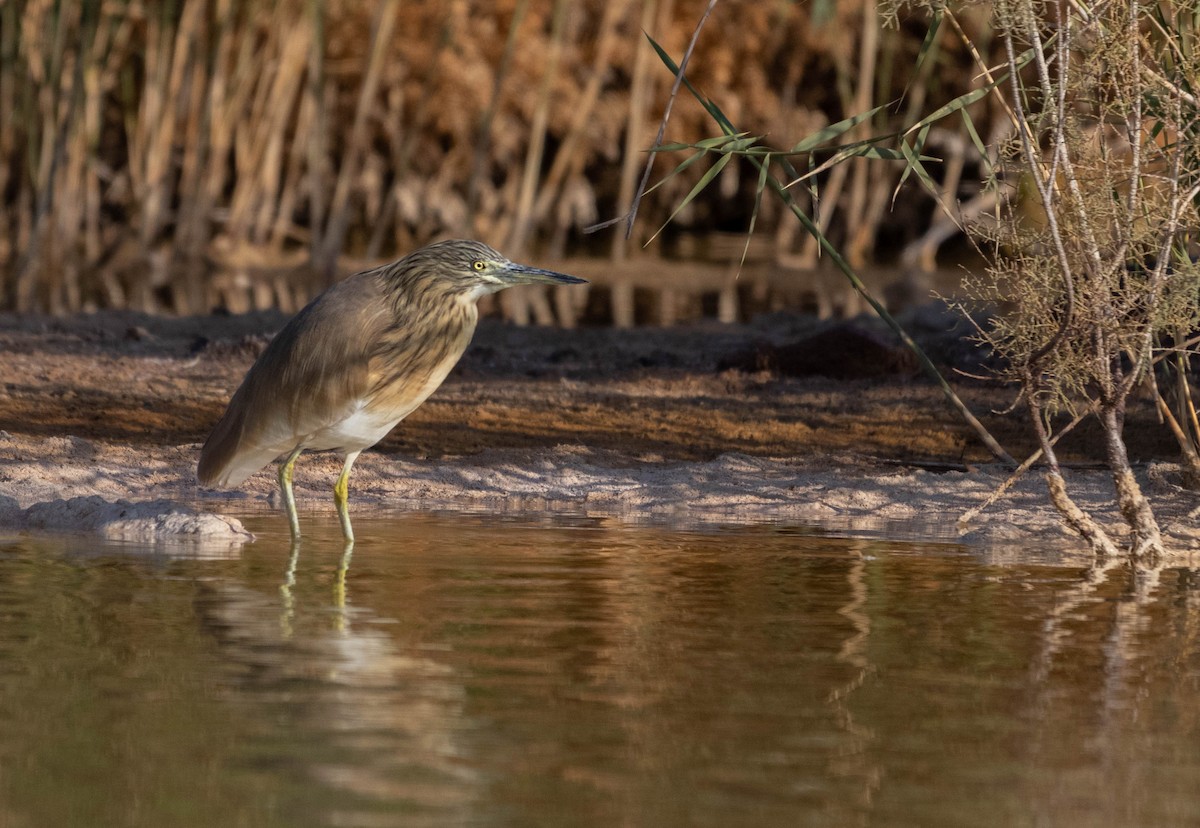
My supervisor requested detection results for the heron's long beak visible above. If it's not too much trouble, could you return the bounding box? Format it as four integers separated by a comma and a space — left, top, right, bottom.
502, 262, 587, 286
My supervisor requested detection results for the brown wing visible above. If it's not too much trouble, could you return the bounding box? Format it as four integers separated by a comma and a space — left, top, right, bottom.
197, 270, 392, 487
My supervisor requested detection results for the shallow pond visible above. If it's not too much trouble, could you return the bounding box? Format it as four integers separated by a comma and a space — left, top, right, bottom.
1, 510, 1198, 826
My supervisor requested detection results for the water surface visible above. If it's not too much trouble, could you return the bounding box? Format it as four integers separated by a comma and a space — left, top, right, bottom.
1, 512, 1198, 826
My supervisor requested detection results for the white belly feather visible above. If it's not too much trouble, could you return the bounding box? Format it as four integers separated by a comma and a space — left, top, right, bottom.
304, 401, 402, 453
294, 333, 468, 455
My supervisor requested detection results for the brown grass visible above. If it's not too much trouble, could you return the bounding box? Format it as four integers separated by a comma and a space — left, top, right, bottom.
0, 0, 1001, 315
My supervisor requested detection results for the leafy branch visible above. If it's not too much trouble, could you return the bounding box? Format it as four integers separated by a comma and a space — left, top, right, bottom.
636, 30, 1016, 465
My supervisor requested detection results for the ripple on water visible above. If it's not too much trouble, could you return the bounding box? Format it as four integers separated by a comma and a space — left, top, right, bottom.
0, 515, 1197, 827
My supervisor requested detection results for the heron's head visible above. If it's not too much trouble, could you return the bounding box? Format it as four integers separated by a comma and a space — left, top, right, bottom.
401, 239, 586, 298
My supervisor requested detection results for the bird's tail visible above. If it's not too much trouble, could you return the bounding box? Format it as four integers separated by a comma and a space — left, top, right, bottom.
198, 443, 280, 488
198, 405, 278, 488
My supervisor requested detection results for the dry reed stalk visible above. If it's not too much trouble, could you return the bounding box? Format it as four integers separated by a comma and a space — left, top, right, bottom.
840, 5, 882, 269
375, 9, 465, 253
14, 0, 85, 312
532, 0, 634, 226
173, 8, 212, 256
0, 0, 1009, 317
0, 2, 15, 239
509, 0, 569, 258
306, 0, 327, 261
613, 0, 660, 263
1154, 389, 1200, 484
465, 0, 530, 231
255, 26, 310, 245
316, 0, 399, 281
228, 5, 309, 247
200, 2, 248, 248
272, 86, 318, 253
604, 0, 665, 326
503, 0, 569, 324
178, 2, 227, 261
80, 10, 119, 273
138, 2, 193, 250
789, 9, 871, 269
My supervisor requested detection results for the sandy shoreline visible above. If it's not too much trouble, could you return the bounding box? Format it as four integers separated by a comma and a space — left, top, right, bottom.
2, 306, 1198, 556
4, 430, 1200, 556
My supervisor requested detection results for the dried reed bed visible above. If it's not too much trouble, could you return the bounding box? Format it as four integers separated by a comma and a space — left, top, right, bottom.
0, 0, 998, 316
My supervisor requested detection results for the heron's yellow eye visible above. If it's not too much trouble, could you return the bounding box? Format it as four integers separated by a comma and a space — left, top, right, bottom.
472, 260, 486, 271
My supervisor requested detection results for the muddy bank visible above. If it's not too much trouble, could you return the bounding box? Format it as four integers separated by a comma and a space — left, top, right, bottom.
0, 306, 1195, 552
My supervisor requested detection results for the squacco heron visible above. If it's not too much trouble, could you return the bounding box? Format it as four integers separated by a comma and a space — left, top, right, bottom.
197, 239, 585, 541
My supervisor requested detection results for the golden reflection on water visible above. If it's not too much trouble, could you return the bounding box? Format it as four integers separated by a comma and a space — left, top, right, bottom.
0, 513, 1198, 826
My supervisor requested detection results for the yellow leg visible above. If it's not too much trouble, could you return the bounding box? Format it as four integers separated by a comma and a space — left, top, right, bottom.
279, 540, 301, 639
334, 450, 361, 542
278, 446, 304, 541
334, 538, 354, 634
